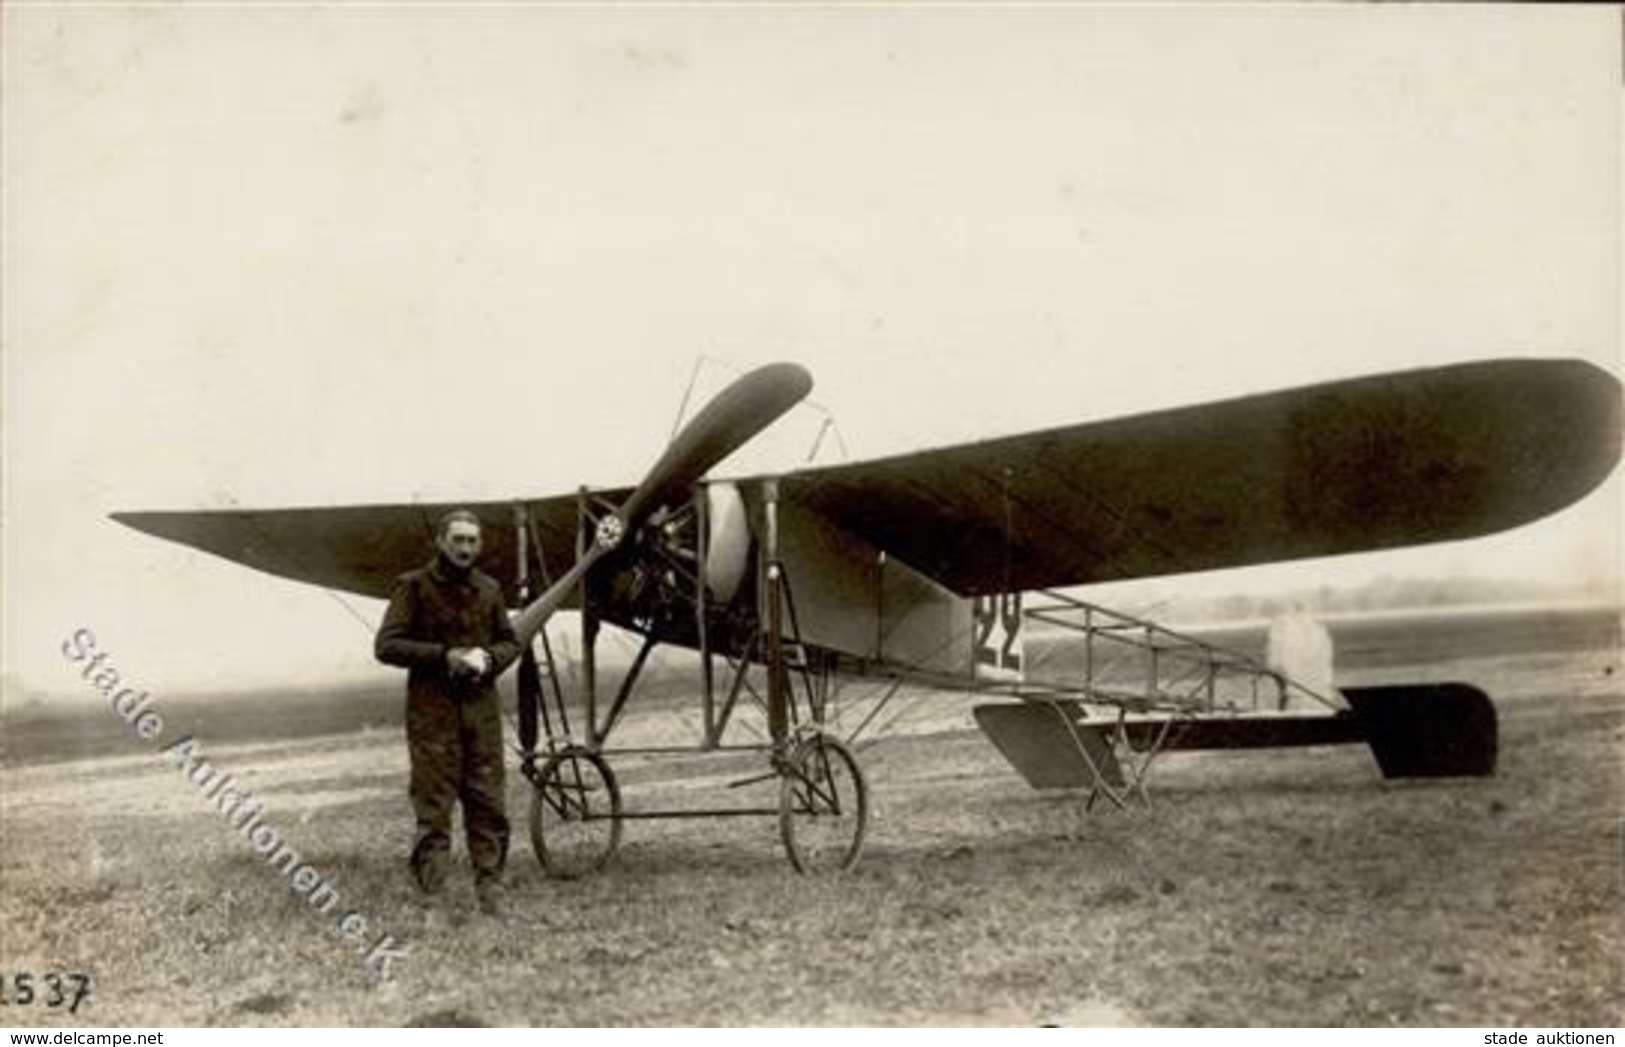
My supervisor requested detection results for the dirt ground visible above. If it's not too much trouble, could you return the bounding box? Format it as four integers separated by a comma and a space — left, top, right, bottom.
1, 621, 1620, 1027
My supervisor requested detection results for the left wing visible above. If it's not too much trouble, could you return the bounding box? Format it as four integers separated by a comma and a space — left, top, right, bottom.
779, 358, 1622, 596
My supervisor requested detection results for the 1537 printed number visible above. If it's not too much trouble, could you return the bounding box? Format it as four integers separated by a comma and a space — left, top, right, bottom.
0, 971, 93, 1014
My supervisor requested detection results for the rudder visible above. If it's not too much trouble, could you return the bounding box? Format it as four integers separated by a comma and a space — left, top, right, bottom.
1342, 682, 1497, 778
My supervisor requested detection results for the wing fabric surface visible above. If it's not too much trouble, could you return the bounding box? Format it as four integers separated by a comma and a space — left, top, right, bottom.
110, 363, 811, 610
780, 359, 1622, 595
110, 493, 621, 605
112, 359, 1620, 603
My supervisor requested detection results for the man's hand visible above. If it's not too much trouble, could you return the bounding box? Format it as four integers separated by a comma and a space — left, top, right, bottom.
445, 647, 492, 680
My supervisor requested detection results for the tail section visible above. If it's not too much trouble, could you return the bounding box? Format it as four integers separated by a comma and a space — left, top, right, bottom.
974, 682, 1497, 790
1341, 683, 1497, 778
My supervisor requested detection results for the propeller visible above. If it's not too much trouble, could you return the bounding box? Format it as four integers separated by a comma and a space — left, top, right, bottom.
507, 362, 812, 652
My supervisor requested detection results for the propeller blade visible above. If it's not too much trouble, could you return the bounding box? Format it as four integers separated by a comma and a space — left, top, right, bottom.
509, 542, 612, 646
508, 362, 812, 650
618, 362, 812, 527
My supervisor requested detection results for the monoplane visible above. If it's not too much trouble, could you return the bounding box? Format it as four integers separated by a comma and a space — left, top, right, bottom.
114, 357, 1623, 875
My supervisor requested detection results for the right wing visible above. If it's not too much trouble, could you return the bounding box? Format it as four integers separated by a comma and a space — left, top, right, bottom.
111, 491, 626, 605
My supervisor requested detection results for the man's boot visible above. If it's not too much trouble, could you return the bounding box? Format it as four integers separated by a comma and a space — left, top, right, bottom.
411, 840, 448, 896
475, 875, 505, 917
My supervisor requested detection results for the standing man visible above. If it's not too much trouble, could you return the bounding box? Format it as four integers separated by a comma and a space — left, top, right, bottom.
375, 509, 520, 915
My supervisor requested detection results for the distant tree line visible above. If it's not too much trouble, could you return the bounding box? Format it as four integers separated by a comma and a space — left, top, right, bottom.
1131, 574, 1614, 625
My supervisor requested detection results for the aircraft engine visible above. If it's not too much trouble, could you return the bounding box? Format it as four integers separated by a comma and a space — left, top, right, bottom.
589, 480, 755, 632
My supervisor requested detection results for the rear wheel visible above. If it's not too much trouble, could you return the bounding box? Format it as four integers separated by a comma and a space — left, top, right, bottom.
529, 748, 622, 879
778, 734, 867, 874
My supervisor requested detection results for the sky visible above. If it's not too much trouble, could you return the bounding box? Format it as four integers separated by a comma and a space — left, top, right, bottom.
3, 5, 1620, 701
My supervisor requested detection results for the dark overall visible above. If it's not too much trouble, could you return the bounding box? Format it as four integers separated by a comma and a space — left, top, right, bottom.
375, 556, 520, 883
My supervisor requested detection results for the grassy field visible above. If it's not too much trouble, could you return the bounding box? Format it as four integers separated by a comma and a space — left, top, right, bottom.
1, 605, 1619, 1026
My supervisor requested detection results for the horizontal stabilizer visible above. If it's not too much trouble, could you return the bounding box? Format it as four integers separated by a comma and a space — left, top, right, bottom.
974, 703, 1124, 790
1121, 714, 1366, 752
977, 682, 1496, 792
1124, 684, 1496, 777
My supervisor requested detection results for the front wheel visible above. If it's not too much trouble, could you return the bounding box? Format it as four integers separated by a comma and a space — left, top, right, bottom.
529, 747, 622, 879
778, 734, 867, 874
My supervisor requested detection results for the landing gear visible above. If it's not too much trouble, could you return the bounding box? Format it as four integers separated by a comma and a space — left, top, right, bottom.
514, 481, 872, 879
527, 747, 622, 880
778, 732, 868, 874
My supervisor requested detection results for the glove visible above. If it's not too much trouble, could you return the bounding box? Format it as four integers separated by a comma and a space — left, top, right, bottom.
464, 647, 493, 678
445, 647, 478, 679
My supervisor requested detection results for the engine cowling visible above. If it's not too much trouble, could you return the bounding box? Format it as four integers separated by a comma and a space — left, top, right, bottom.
703, 482, 751, 604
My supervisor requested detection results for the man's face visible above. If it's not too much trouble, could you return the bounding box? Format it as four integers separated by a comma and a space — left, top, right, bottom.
438, 520, 482, 569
